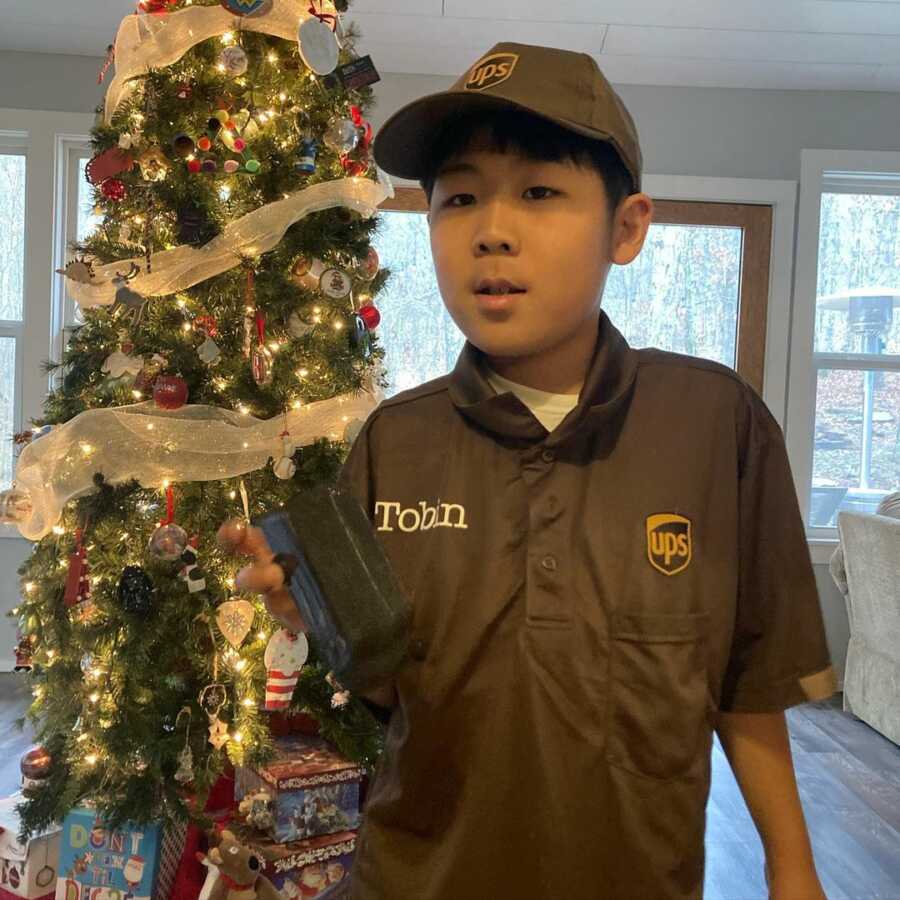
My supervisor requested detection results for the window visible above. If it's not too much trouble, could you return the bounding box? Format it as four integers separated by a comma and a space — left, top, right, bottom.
0, 135, 27, 491
373, 186, 777, 400
790, 151, 900, 538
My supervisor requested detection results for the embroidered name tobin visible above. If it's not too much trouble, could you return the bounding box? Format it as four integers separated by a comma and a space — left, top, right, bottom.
374, 500, 468, 532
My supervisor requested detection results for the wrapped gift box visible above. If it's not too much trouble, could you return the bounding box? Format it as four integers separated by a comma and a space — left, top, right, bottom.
236, 736, 362, 844
247, 829, 356, 899
54, 808, 185, 900
0, 793, 61, 900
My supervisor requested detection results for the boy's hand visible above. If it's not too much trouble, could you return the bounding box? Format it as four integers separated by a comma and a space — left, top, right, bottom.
216, 518, 307, 634
766, 861, 827, 900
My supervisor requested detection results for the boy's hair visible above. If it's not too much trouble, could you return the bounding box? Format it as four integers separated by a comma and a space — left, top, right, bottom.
419, 107, 634, 220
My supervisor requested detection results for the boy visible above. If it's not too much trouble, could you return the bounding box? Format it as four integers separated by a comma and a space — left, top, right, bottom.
220, 42, 837, 900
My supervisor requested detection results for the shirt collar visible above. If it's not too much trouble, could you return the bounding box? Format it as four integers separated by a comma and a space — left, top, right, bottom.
447, 309, 638, 446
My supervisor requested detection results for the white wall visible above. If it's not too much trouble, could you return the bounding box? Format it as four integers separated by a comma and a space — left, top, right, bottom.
3, 51, 897, 683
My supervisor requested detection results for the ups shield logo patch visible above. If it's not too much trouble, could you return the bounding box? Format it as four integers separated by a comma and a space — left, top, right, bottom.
646, 514, 692, 576
465, 53, 519, 92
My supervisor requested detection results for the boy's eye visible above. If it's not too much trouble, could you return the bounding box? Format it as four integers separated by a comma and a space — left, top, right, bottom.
445, 193, 474, 207
523, 186, 558, 200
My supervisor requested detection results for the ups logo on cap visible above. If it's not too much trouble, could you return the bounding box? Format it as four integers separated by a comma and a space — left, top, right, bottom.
646, 513, 692, 576
465, 53, 519, 92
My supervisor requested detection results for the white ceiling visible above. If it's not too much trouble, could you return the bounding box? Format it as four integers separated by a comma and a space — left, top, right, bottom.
2, 0, 900, 92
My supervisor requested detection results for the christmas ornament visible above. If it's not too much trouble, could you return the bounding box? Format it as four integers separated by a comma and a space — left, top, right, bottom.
101, 178, 127, 202
298, 15, 339, 76
179, 538, 206, 593
0, 487, 33, 524
13, 633, 34, 672
64, 528, 91, 608
198, 336, 221, 365
150, 522, 188, 560
177, 203, 213, 245
220, 0, 269, 14
220, 45, 249, 77
250, 291, 273, 386
273, 429, 296, 480
294, 138, 319, 175
86, 148, 134, 186
357, 246, 379, 281
118, 132, 134, 150
264, 629, 309, 711
153, 374, 189, 410
287, 310, 315, 338
137, 145, 170, 181
176, 81, 193, 100
174, 706, 194, 784
55, 255, 95, 284
187, 159, 202, 174
80, 652, 94, 675
358, 302, 381, 330
319, 267, 352, 300
202, 158, 217, 173
20, 746, 52, 790
139, 0, 177, 11
322, 117, 358, 155
290, 254, 323, 291
133, 352, 167, 394
172, 133, 196, 159
199, 682, 229, 750
110, 265, 150, 328
102, 346, 143, 381
223, 159, 240, 174
348, 313, 371, 357
216, 599, 254, 649
117, 565, 155, 616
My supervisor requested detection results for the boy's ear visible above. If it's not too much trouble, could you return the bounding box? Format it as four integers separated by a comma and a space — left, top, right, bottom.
610, 193, 653, 266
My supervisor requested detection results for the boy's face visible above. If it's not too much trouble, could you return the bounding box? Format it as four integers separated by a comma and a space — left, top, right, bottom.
427, 135, 652, 387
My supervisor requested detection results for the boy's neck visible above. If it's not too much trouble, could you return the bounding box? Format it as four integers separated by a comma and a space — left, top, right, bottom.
484, 315, 600, 396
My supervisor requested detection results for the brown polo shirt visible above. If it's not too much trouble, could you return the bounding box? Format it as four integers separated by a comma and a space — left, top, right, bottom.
338, 309, 836, 900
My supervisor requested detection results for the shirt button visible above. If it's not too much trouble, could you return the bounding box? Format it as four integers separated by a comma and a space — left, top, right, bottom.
541, 449, 555, 464
409, 638, 427, 661
540, 554, 558, 572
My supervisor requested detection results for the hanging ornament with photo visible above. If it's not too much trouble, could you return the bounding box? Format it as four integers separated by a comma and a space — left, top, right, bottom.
137, 145, 170, 182
219, 45, 249, 78
64, 527, 91, 609
298, 4, 339, 75
148, 484, 188, 561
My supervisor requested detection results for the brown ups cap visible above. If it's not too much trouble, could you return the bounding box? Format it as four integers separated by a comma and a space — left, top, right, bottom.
373, 41, 643, 193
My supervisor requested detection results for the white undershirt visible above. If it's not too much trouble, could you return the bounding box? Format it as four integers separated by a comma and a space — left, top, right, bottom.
484, 367, 581, 433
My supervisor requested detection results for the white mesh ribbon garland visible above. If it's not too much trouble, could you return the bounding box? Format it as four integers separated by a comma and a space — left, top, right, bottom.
13, 384, 380, 541
67, 177, 392, 309
104, 0, 323, 124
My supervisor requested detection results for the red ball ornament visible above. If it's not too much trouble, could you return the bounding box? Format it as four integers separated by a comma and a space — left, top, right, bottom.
187, 159, 202, 174
233, 138, 247, 152
197, 136, 212, 152
153, 375, 189, 410
100, 178, 127, 201
359, 303, 381, 330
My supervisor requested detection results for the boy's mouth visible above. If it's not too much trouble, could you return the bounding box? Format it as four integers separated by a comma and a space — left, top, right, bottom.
474, 277, 526, 296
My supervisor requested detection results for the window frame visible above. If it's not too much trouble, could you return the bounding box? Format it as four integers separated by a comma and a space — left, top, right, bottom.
0, 132, 29, 511
787, 149, 900, 559
385, 174, 797, 429
0, 109, 95, 540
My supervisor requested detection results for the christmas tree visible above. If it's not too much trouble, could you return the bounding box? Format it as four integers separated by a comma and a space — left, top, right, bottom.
4, 0, 391, 838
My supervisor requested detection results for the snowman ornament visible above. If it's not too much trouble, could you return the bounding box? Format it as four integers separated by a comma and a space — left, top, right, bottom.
272, 431, 296, 480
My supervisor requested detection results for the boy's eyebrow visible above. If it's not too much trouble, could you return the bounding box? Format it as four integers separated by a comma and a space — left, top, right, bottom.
435, 161, 480, 179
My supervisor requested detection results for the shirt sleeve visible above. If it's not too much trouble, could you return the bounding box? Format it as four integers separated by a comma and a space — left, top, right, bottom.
719, 384, 837, 713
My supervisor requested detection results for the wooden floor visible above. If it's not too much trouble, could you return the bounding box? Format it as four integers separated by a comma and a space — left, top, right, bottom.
2, 676, 898, 899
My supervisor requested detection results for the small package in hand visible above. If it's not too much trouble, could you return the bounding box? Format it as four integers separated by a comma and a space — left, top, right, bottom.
255, 485, 410, 694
